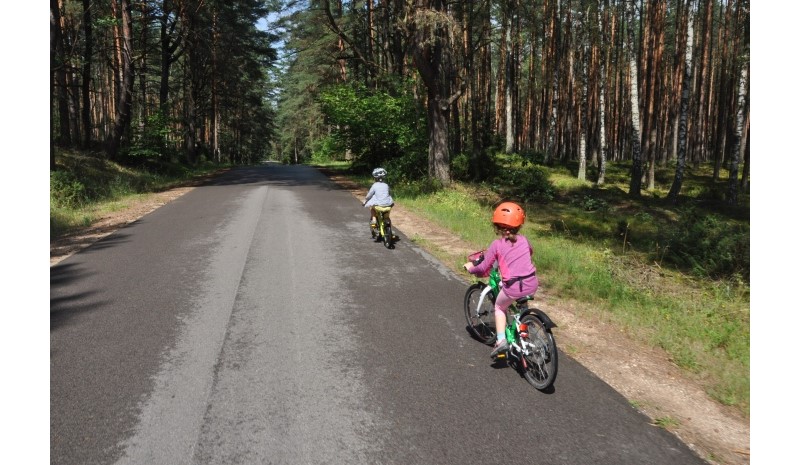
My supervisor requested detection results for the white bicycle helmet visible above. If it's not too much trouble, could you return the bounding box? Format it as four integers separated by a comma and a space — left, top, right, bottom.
372, 167, 387, 180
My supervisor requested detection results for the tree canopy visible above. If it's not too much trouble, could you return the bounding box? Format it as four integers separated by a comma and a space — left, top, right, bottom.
51, 0, 750, 202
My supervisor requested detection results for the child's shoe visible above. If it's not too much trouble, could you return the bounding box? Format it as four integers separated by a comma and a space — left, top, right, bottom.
490, 339, 509, 358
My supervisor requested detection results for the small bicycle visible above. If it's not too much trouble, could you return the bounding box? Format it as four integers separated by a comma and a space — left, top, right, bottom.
463, 251, 559, 390
370, 205, 396, 249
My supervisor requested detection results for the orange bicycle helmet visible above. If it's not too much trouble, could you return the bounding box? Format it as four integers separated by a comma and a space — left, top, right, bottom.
492, 202, 525, 228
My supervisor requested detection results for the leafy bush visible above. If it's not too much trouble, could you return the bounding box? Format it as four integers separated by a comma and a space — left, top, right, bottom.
450, 151, 499, 182
491, 163, 555, 202
318, 81, 426, 178
128, 111, 179, 161
393, 176, 444, 199
384, 151, 428, 184
310, 135, 346, 164
50, 171, 89, 208
571, 195, 610, 212
660, 208, 750, 280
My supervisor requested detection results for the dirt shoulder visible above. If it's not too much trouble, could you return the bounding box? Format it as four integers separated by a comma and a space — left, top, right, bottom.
50, 170, 750, 465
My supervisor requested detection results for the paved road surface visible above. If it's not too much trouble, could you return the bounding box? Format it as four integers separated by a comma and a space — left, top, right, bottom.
51, 163, 708, 465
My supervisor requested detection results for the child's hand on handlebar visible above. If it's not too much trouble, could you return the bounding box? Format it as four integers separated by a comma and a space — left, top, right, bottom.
463, 262, 474, 272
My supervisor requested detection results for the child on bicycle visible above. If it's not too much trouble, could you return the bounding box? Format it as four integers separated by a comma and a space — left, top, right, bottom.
363, 167, 394, 227
463, 201, 539, 358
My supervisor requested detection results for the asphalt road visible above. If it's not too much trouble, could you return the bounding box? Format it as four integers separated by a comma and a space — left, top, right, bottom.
50, 163, 708, 465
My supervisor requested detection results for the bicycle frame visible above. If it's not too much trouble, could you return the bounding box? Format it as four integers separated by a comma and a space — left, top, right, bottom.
500, 307, 529, 362
375, 207, 390, 237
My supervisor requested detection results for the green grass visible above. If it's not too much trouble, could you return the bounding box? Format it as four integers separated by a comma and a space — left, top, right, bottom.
323, 161, 750, 418
51, 149, 226, 237
653, 416, 681, 430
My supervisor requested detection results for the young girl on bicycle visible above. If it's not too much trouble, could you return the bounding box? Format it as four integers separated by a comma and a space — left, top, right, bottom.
363, 167, 394, 227
463, 201, 539, 358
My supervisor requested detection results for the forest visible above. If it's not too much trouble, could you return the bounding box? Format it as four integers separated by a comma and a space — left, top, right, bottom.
50, 0, 749, 267
50, 0, 749, 197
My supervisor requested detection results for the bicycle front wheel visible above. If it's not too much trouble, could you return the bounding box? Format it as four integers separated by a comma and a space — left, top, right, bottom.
519, 313, 558, 390
463, 283, 496, 344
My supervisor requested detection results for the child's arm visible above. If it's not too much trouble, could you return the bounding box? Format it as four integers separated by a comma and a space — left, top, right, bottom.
364, 184, 376, 203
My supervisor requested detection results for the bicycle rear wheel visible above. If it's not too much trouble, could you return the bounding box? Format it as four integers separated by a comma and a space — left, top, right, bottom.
383, 222, 394, 249
463, 283, 496, 344
519, 313, 558, 390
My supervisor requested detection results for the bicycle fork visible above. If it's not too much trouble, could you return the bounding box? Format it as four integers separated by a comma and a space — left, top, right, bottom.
474, 285, 493, 317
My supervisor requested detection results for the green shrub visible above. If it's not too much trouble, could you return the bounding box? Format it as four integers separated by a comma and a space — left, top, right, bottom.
393, 176, 444, 199
450, 152, 470, 181
571, 195, 610, 212
128, 111, 179, 161
660, 208, 750, 280
318, 81, 426, 175
384, 151, 428, 184
50, 171, 88, 208
491, 163, 555, 202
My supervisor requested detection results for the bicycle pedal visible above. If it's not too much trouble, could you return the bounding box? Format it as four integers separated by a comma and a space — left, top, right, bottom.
495, 353, 507, 360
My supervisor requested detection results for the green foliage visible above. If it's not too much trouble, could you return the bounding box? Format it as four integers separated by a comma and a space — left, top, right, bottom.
318, 81, 426, 178
128, 111, 179, 161
659, 208, 750, 280
50, 171, 89, 209
451, 151, 499, 182
653, 416, 680, 430
571, 195, 610, 212
384, 151, 428, 184
393, 176, 445, 199
450, 152, 471, 181
310, 135, 345, 164
489, 155, 555, 202
50, 149, 223, 237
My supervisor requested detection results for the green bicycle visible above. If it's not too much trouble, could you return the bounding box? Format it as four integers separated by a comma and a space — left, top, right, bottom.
463, 251, 559, 390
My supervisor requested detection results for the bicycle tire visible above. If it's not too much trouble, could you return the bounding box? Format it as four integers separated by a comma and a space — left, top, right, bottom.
383, 223, 394, 248
519, 313, 558, 390
463, 283, 496, 344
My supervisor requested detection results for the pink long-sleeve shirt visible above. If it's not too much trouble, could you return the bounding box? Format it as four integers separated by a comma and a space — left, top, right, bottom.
469, 235, 538, 299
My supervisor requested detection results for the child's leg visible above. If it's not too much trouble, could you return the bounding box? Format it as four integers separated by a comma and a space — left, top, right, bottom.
493, 289, 513, 342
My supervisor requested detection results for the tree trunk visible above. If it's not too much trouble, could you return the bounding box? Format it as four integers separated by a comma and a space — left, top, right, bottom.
545, 1, 560, 164
159, 0, 185, 116
644, 0, 665, 190
505, 24, 514, 154
668, 0, 694, 203
579, 42, 587, 181
596, 1, 609, 186
50, 2, 57, 169
184, 5, 201, 165
727, 61, 748, 205
427, 89, 451, 182
412, 0, 457, 185
627, 0, 643, 197
81, 0, 93, 148
106, 0, 135, 160
51, 0, 71, 148
739, 118, 749, 193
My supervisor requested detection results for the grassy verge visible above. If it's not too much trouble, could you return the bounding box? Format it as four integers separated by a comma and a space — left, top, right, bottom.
322, 162, 750, 417
51, 150, 227, 237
